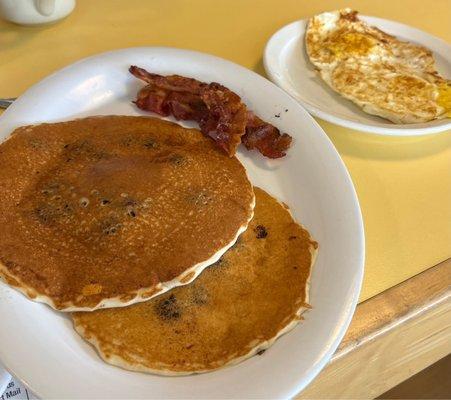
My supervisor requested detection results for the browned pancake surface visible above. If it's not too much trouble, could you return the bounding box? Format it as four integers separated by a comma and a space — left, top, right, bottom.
73, 187, 317, 374
0, 116, 254, 310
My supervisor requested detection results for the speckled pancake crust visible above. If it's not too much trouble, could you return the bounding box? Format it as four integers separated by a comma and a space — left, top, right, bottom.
0, 116, 254, 311
73, 187, 317, 375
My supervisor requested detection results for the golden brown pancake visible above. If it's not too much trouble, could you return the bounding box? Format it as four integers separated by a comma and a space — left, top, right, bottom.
73, 187, 317, 375
0, 116, 254, 311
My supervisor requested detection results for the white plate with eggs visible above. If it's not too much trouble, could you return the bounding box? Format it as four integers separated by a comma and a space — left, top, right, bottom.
264, 14, 451, 135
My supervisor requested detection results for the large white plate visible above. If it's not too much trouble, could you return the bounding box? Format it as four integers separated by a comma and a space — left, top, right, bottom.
264, 17, 451, 135
0, 48, 364, 399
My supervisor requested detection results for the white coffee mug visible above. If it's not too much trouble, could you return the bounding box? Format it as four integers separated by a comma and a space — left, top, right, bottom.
0, 0, 75, 25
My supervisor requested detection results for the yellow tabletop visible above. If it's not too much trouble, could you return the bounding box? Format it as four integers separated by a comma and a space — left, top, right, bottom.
0, 0, 450, 302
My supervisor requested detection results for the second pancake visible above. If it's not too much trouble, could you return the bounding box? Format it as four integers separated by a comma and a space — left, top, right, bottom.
73, 187, 317, 374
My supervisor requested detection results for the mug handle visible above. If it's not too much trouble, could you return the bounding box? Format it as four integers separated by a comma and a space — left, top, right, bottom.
35, 0, 56, 16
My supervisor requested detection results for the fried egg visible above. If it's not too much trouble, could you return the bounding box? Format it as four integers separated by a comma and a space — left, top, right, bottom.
305, 9, 450, 124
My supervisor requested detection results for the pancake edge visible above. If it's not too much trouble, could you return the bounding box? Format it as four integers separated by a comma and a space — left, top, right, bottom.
72, 197, 318, 375
0, 194, 254, 312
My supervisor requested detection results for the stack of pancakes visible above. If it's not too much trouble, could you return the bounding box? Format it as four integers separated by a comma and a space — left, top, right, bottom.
0, 116, 317, 374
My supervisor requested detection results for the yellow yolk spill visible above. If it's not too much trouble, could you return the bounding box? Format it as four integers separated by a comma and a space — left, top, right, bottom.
327, 32, 375, 58
437, 82, 451, 117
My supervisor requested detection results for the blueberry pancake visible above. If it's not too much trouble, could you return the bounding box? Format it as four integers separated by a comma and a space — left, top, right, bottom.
0, 116, 254, 311
72, 187, 317, 374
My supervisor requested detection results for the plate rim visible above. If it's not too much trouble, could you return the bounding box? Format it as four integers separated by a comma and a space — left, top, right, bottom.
0, 46, 365, 399
263, 16, 451, 135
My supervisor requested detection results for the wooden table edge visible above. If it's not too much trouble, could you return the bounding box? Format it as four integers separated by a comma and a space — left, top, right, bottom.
297, 258, 451, 399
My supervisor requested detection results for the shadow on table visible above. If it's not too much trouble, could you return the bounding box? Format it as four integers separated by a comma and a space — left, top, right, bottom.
253, 57, 266, 78
0, 19, 56, 52
318, 120, 450, 161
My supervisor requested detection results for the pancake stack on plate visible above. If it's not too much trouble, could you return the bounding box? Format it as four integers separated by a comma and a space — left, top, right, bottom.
0, 115, 317, 374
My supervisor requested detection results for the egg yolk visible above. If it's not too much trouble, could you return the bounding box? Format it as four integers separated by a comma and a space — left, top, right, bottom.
328, 32, 375, 58
437, 82, 451, 117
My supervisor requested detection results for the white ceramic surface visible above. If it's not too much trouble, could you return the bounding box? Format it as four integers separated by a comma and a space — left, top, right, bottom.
0, 47, 364, 399
264, 16, 451, 135
0, 0, 75, 25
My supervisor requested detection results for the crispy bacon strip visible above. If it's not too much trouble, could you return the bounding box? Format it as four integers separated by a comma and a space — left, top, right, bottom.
199, 83, 247, 156
131, 66, 245, 155
130, 66, 205, 94
135, 85, 207, 121
243, 112, 292, 158
129, 66, 292, 158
